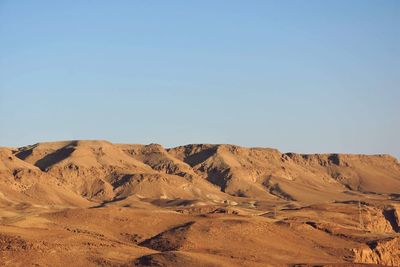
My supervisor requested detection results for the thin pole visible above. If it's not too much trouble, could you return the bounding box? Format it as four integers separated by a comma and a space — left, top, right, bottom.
358, 201, 364, 230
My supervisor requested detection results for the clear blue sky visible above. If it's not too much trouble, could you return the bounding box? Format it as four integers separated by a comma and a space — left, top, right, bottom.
0, 1, 399, 158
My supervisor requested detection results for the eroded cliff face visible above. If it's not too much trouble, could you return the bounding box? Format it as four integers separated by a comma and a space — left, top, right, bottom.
284, 153, 400, 193
353, 237, 400, 266
350, 204, 400, 266
362, 206, 399, 233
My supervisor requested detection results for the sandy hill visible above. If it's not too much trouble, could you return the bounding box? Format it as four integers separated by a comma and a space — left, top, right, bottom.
0, 146, 91, 207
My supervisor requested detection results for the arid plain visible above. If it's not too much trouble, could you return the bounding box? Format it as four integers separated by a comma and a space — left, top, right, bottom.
0, 140, 399, 266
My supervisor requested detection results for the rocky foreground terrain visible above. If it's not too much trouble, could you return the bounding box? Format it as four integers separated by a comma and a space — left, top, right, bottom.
0, 140, 399, 266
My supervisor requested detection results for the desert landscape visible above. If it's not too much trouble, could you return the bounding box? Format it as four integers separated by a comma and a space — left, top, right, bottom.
2, 0, 399, 266
0, 140, 399, 266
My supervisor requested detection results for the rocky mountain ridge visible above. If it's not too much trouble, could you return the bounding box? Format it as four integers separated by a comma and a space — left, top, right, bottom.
1, 140, 399, 206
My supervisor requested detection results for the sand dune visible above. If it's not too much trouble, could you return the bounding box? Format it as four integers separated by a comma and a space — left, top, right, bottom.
1, 140, 399, 266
